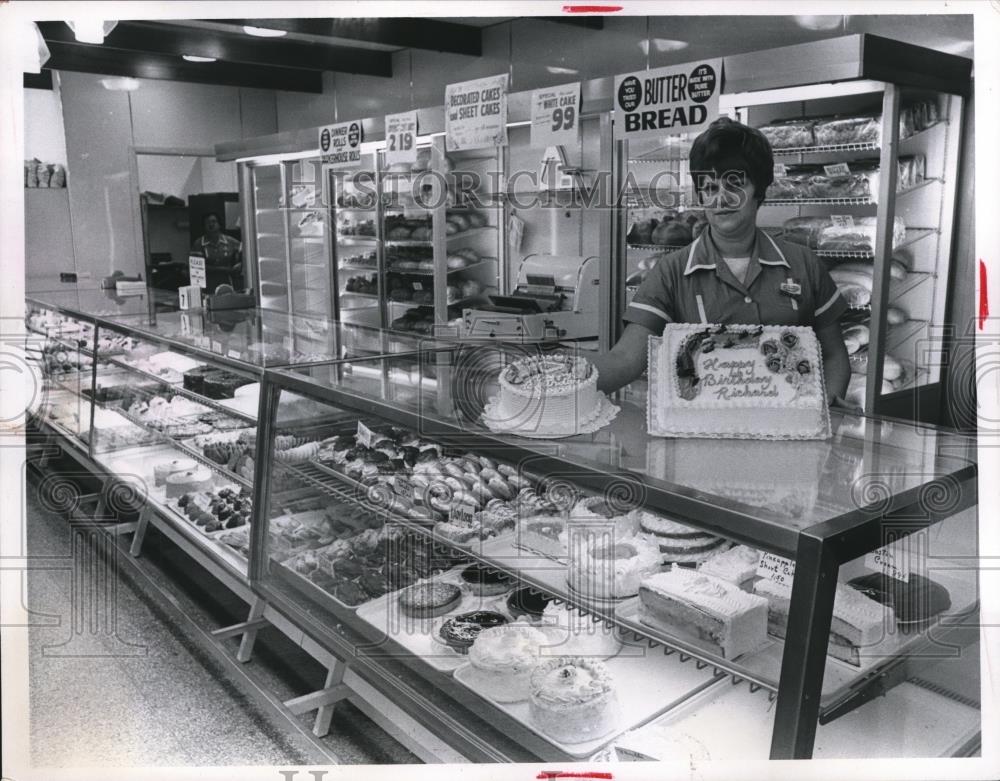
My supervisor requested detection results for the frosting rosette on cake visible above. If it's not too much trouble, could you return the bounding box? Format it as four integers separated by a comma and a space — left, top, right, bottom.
528, 657, 618, 743
466, 625, 551, 702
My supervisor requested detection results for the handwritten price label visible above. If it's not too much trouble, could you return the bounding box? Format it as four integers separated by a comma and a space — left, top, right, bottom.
393, 477, 415, 502
756, 552, 796, 590
864, 546, 910, 582
227, 348, 241, 360
357, 421, 376, 448
448, 501, 477, 526
824, 162, 851, 177
830, 214, 855, 229
773, 162, 788, 177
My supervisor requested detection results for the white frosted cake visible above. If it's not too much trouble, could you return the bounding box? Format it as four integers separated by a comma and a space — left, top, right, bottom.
639, 565, 769, 659
648, 324, 830, 439
566, 531, 663, 599
153, 457, 198, 487
484, 354, 618, 436
528, 657, 618, 743
165, 466, 214, 499
753, 579, 896, 667
465, 625, 550, 702
697, 545, 761, 591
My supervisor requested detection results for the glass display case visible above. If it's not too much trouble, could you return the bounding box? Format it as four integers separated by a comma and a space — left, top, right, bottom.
248, 342, 979, 761
244, 156, 336, 319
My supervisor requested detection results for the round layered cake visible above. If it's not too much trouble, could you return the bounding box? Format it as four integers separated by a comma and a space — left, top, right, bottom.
506, 587, 553, 621
529, 657, 618, 743
165, 467, 213, 499
639, 512, 732, 565
438, 610, 508, 655
540, 603, 622, 658
153, 457, 198, 487
489, 354, 604, 435
466, 625, 551, 702
567, 532, 663, 599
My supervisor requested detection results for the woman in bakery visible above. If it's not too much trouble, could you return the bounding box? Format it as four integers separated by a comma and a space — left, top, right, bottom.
192, 211, 243, 291
593, 117, 851, 405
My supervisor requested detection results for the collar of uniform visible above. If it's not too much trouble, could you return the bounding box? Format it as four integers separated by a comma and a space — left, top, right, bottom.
682, 228, 789, 276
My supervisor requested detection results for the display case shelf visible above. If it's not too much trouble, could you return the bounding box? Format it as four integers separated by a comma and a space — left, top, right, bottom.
387, 259, 494, 277
887, 319, 930, 352
337, 235, 379, 246
770, 122, 947, 157
764, 179, 941, 207
100, 354, 258, 424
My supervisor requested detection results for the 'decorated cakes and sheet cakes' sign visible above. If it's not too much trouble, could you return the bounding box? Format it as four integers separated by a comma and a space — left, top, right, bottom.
445, 74, 509, 151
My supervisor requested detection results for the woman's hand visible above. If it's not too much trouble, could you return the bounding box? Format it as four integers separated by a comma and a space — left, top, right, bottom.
592, 323, 655, 394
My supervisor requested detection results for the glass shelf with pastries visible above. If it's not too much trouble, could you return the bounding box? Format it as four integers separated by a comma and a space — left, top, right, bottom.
250, 340, 978, 760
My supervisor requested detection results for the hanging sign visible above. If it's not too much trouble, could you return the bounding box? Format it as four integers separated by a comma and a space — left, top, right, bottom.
319, 120, 364, 169
385, 110, 418, 165
613, 59, 722, 141
445, 73, 508, 152
188, 255, 206, 289
530, 82, 581, 148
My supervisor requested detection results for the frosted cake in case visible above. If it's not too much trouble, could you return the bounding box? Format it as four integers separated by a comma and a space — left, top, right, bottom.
648, 324, 830, 440
483, 354, 618, 437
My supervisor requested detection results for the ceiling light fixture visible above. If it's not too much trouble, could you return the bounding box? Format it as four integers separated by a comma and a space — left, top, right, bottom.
546, 65, 579, 75
243, 25, 287, 38
66, 20, 118, 44
638, 38, 689, 55
100, 76, 140, 91
182, 54, 217, 63
794, 15, 845, 31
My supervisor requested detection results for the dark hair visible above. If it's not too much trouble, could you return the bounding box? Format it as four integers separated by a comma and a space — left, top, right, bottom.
202, 211, 222, 228
689, 117, 774, 205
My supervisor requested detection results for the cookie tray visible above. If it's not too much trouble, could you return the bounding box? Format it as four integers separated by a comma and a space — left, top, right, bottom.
614, 562, 979, 707
353, 564, 515, 672
452, 641, 723, 759
610, 674, 980, 761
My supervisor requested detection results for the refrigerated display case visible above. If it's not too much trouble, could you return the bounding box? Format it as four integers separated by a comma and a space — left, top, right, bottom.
244, 339, 979, 761
612, 35, 970, 425
242, 155, 336, 319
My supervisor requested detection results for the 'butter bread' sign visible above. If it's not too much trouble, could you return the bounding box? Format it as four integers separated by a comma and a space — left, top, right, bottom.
614, 60, 722, 141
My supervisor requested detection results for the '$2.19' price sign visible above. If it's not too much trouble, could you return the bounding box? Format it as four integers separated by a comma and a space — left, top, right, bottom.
756, 552, 796, 590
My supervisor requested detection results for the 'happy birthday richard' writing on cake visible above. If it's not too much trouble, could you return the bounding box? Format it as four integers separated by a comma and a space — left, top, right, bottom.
698, 356, 780, 400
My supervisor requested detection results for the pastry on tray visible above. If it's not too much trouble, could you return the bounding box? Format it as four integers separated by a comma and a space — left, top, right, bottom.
847, 572, 951, 625
459, 564, 510, 597
506, 587, 553, 621
466, 625, 551, 702
438, 610, 508, 655
397, 582, 463, 618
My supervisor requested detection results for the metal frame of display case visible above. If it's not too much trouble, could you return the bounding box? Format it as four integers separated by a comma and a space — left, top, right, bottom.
250, 352, 978, 760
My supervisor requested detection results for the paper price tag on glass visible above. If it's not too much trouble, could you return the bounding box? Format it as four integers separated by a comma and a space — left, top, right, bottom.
830, 214, 855, 229
357, 421, 376, 448
413, 281, 423, 291
824, 162, 851, 176
188, 255, 207, 289
385, 110, 418, 165
227, 348, 241, 360
756, 552, 796, 590
864, 545, 911, 583
449, 501, 477, 527
210, 340, 223, 354
773, 162, 788, 177
393, 477, 415, 502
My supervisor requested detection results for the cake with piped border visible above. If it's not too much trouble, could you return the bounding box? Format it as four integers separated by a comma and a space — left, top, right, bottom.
648, 324, 830, 440
528, 657, 618, 743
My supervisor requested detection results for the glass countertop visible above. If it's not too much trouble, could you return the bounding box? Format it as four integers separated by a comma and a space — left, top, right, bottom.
25, 280, 174, 320
271, 345, 978, 547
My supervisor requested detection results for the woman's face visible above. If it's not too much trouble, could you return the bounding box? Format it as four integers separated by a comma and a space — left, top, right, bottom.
204, 215, 221, 234
696, 172, 759, 238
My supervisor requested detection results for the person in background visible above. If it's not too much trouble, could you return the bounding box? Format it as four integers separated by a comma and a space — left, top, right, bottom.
592, 117, 851, 405
192, 211, 243, 291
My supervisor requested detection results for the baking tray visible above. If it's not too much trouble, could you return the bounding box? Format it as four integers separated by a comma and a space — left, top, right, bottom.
614, 565, 979, 704
612, 676, 980, 761
452, 640, 722, 758
354, 564, 517, 672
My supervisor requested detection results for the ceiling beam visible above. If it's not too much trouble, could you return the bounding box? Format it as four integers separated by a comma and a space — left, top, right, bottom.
540, 17, 605, 30
37, 21, 392, 77
205, 18, 482, 55
42, 41, 324, 93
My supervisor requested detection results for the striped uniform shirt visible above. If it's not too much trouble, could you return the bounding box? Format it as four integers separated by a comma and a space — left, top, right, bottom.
625, 228, 847, 333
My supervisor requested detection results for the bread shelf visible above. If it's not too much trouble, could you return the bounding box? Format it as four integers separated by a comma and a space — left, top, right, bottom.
764, 178, 941, 207
337, 235, 379, 246
770, 122, 947, 157
387, 259, 493, 277
887, 319, 930, 352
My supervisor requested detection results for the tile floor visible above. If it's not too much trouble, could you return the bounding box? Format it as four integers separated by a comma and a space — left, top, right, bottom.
24, 468, 418, 767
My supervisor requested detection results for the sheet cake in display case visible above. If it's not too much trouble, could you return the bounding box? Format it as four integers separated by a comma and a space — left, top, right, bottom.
648, 324, 830, 440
